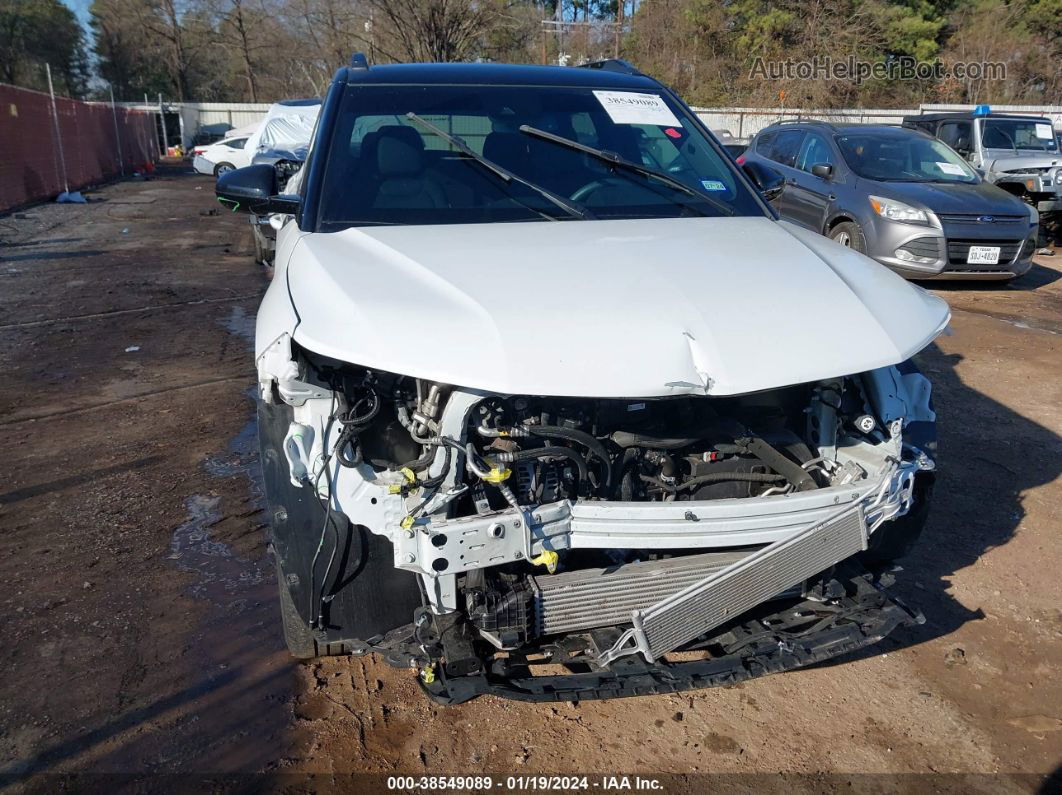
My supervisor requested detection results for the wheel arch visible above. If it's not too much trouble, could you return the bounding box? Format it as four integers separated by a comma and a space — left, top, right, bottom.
824, 214, 856, 235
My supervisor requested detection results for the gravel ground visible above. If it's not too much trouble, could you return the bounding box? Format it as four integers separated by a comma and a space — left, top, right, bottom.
0, 167, 1059, 792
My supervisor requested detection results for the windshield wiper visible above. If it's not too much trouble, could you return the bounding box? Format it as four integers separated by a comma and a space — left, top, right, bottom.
519, 124, 734, 217
405, 113, 594, 221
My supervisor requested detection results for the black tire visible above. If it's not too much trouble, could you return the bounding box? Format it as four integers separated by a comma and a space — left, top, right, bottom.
861, 475, 933, 566
829, 221, 868, 254
213, 161, 235, 177
275, 558, 318, 659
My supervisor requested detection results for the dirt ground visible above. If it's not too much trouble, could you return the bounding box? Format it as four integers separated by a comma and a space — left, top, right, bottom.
0, 167, 1059, 792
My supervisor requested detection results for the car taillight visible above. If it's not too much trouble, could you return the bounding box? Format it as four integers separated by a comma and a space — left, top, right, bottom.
736, 155, 746, 165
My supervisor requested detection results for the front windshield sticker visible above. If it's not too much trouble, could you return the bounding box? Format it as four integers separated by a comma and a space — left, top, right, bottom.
592, 91, 682, 127
701, 179, 727, 191
1035, 123, 1053, 140
936, 162, 966, 176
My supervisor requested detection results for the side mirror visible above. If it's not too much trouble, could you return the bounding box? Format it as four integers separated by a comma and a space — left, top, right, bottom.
811, 163, 833, 179
216, 164, 300, 214
954, 137, 970, 156
742, 161, 785, 201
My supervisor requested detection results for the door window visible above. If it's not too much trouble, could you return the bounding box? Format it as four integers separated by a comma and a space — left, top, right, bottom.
767, 130, 805, 167
796, 133, 834, 172
937, 122, 971, 153
755, 130, 777, 155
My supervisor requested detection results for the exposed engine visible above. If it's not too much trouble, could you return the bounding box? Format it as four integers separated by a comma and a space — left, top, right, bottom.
272, 345, 932, 688
466, 391, 828, 507
313, 360, 870, 514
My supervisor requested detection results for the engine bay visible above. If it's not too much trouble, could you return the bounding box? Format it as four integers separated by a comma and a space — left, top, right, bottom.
300, 345, 903, 518
262, 341, 934, 686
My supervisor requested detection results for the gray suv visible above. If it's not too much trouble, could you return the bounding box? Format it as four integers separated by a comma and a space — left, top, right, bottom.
742, 120, 1038, 281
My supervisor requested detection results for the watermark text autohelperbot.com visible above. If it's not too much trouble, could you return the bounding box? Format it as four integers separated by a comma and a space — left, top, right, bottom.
750, 56, 1007, 85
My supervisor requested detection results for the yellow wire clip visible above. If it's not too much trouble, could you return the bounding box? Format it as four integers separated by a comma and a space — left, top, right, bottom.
387, 467, 420, 495
420, 664, 436, 684
530, 549, 559, 574
481, 464, 511, 483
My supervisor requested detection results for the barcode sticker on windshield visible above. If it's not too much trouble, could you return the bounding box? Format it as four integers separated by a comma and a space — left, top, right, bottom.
1035, 123, 1053, 140
936, 162, 966, 175
593, 91, 682, 127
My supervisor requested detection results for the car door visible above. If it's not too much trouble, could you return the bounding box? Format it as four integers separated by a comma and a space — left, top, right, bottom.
223, 137, 250, 168
786, 132, 838, 231
763, 129, 806, 221
937, 121, 974, 164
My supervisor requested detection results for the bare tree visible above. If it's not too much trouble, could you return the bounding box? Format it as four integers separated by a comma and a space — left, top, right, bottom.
366, 0, 495, 62
215, 0, 275, 100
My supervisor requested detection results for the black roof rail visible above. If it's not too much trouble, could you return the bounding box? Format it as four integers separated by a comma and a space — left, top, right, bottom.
769, 118, 836, 130
578, 59, 643, 76
350, 52, 369, 70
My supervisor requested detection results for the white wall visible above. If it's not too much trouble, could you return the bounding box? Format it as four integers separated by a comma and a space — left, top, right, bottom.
694, 103, 1062, 139
123, 99, 1062, 149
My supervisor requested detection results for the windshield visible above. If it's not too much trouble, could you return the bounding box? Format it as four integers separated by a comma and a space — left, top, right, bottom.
981, 119, 1058, 152
317, 85, 764, 229
835, 131, 979, 183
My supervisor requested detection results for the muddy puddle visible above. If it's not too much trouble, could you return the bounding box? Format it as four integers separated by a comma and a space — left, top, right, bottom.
143, 327, 295, 773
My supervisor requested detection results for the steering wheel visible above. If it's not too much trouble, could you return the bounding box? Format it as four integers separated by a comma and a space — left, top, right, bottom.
570, 177, 641, 204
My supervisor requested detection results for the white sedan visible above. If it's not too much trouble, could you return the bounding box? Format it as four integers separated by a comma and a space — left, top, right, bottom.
191, 136, 252, 176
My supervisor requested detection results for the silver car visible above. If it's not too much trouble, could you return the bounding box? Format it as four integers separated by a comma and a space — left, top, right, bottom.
742, 121, 1038, 281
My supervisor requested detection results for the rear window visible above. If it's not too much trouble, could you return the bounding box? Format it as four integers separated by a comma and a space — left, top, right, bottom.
755, 131, 777, 153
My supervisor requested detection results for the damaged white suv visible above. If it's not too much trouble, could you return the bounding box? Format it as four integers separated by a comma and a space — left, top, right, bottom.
216, 57, 950, 703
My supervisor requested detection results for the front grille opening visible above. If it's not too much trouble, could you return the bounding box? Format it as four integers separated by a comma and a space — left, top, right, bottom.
944, 238, 1024, 271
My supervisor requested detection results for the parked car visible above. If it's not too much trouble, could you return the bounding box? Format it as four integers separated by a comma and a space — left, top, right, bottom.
190, 122, 235, 148
711, 128, 750, 158
903, 107, 1061, 245
244, 99, 321, 161
216, 57, 948, 704
242, 100, 321, 266
247, 145, 310, 266
742, 120, 1038, 280
192, 135, 252, 176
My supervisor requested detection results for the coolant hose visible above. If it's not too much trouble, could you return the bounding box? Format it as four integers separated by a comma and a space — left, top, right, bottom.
741, 436, 818, 492
610, 432, 704, 450
525, 426, 612, 489
640, 471, 786, 493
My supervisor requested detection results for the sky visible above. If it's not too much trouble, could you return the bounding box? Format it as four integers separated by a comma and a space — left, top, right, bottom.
61, 0, 92, 32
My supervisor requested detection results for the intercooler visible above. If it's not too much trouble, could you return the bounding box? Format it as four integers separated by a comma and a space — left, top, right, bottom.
527, 504, 868, 666
530, 548, 760, 637
597, 504, 869, 664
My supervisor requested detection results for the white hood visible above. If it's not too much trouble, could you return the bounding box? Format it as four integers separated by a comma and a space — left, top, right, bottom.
286, 216, 950, 397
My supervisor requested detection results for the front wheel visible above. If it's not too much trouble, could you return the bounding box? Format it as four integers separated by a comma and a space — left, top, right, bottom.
829, 221, 868, 254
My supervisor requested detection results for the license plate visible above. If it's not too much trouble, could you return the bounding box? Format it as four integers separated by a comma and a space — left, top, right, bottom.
967, 245, 1001, 264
